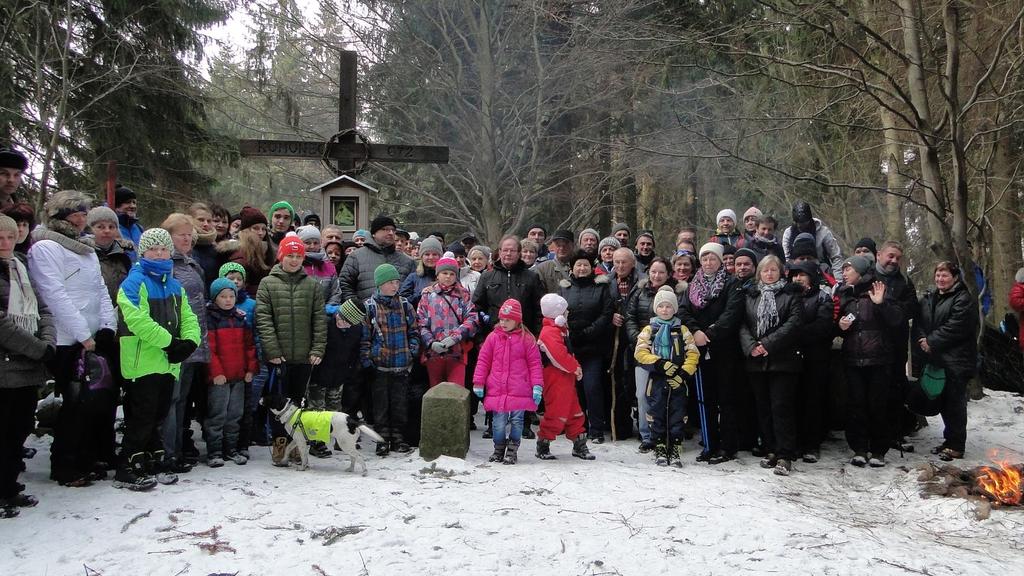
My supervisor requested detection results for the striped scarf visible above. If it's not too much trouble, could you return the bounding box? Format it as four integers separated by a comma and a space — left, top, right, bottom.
756, 279, 787, 338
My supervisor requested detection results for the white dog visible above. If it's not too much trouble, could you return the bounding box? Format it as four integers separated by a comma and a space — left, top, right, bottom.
268, 398, 384, 475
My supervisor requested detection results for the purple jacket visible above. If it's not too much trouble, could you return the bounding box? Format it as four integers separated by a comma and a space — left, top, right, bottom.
416, 283, 478, 359
473, 327, 543, 413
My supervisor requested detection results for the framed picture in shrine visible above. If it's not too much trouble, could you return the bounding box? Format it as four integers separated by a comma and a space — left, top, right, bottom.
330, 197, 358, 228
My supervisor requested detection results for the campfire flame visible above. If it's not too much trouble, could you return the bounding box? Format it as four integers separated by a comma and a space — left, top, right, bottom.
975, 458, 1022, 506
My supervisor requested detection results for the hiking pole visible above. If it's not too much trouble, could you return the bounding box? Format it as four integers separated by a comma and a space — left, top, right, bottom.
665, 379, 672, 465
609, 330, 620, 441
695, 362, 709, 458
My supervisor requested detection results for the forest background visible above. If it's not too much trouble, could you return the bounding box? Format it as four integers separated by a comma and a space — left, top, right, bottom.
2, 0, 1023, 322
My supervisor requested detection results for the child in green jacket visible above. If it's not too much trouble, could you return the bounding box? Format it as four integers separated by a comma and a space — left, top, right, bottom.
255, 233, 327, 465
114, 228, 200, 491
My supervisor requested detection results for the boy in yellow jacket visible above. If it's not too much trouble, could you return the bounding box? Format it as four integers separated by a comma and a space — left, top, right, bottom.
635, 285, 699, 467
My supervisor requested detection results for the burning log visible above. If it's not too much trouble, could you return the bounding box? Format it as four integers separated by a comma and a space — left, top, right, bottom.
917, 459, 1024, 515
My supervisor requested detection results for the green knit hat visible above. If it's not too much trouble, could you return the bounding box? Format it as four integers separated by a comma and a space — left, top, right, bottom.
374, 263, 400, 287
218, 262, 246, 280
137, 228, 172, 255
268, 200, 295, 221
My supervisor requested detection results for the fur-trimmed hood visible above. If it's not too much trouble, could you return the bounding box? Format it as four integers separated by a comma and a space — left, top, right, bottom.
558, 273, 611, 289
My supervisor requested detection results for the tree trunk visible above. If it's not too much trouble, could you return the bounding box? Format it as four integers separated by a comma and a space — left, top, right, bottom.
468, 1, 502, 244
898, 0, 951, 259
880, 108, 905, 242
987, 121, 1022, 323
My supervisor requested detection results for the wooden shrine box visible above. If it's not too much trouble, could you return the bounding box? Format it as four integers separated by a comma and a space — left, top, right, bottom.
311, 175, 375, 239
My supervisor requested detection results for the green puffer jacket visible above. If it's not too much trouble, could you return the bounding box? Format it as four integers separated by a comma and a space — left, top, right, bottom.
256, 264, 327, 363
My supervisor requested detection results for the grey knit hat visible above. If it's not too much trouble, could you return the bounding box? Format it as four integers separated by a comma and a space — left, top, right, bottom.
578, 228, 600, 245
842, 255, 871, 276
419, 236, 444, 256
468, 244, 491, 261
612, 222, 630, 235
86, 206, 118, 228
598, 237, 621, 253
295, 224, 321, 243
137, 228, 173, 254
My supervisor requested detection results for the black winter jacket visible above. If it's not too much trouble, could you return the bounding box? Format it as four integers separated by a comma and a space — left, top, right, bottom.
677, 274, 745, 358
738, 283, 804, 373
836, 273, 904, 366
875, 267, 917, 363
559, 274, 614, 357
796, 284, 834, 355
913, 281, 978, 379
625, 278, 685, 345
472, 259, 545, 335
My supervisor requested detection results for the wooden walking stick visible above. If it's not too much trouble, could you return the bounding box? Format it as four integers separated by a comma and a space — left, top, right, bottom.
609, 328, 620, 441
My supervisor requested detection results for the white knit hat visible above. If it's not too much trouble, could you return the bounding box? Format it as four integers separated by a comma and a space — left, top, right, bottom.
699, 242, 724, 262
652, 285, 679, 315
540, 293, 569, 327
716, 209, 737, 224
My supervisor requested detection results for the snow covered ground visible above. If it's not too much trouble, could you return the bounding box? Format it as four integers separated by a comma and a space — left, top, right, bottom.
6, 391, 1024, 576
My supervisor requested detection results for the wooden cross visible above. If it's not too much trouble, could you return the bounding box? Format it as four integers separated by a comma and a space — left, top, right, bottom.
238, 50, 448, 174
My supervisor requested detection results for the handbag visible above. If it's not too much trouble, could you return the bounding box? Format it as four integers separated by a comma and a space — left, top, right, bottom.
920, 364, 946, 399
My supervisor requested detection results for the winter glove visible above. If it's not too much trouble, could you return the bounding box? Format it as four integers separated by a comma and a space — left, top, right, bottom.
667, 374, 684, 390
165, 338, 198, 364
532, 385, 543, 405
325, 304, 339, 316
94, 328, 116, 351
40, 344, 56, 364
662, 361, 679, 378
473, 386, 484, 399
431, 341, 449, 354
440, 336, 458, 349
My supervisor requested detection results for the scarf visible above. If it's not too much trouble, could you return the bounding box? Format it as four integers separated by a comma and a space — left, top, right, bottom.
139, 257, 174, 279
4, 256, 40, 334
756, 279, 787, 338
649, 316, 679, 360
32, 221, 93, 255
688, 267, 728, 310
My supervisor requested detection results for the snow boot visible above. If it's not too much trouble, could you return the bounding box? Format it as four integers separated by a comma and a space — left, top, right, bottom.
760, 453, 778, 469
147, 451, 179, 485
502, 442, 519, 465
4, 493, 38, 507
112, 453, 157, 492
536, 439, 556, 460
654, 443, 669, 466
0, 503, 19, 518
868, 455, 886, 468
638, 440, 655, 454
708, 450, 735, 465
850, 453, 867, 467
802, 450, 819, 463
207, 454, 224, 468
227, 451, 248, 465
571, 436, 595, 460
271, 437, 289, 467
375, 442, 390, 457
489, 442, 508, 463
308, 441, 332, 458
669, 442, 683, 468
774, 459, 792, 476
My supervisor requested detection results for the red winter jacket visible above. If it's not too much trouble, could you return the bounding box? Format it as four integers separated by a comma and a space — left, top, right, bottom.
206, 303, 258, 382
1009, 283, 1024, 350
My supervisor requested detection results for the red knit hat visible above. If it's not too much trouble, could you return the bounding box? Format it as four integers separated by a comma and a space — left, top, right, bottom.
277, 232, 306, 261
238, 206, 268, 231
498, 298, 522, 323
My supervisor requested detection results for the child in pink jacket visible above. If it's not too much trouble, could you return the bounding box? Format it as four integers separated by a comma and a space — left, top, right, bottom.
473, 299, 543, 465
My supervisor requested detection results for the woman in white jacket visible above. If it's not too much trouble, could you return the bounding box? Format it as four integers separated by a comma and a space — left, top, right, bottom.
28, 190, 116, 487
